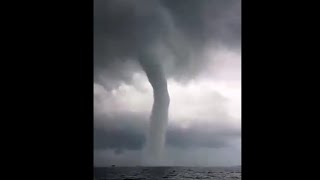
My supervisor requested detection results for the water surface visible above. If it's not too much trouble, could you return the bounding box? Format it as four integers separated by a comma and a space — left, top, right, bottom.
94, 166, 241, 180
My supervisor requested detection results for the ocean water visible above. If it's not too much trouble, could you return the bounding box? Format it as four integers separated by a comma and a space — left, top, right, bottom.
94, 166, 241, 180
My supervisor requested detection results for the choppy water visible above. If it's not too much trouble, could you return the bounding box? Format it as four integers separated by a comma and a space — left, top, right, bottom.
94, 166, 241, 180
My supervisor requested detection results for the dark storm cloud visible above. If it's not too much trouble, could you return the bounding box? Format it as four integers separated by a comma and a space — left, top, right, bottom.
160, 0, 241, 48
94, 113, 240, 153
94, 112, 148, 151
94, 0, 241, 86
166, 125, 240, 149
94, 0, 167, 82
94, 127, 145, 150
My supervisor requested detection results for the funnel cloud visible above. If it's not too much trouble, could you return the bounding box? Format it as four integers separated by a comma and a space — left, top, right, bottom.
139, 52, 170, 164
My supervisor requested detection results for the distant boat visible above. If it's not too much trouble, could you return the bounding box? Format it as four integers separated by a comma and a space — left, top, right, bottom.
111, 165, 116, 167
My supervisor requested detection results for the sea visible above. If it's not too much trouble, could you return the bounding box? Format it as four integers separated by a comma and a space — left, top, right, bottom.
94, 166, 241, 180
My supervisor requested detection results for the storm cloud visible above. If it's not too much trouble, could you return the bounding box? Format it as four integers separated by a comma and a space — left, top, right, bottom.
94, 0, 241, 86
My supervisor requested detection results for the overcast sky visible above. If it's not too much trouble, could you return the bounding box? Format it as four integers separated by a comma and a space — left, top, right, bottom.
94, 0, 241, 167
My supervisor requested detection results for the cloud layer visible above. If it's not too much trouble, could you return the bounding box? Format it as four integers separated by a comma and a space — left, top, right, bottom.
94, 0, 241, 85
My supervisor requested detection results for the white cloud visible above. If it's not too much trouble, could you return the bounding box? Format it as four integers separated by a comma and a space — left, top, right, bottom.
94, 67, 241, 131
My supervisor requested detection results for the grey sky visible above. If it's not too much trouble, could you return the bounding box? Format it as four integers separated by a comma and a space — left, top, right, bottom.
94, 0, 241, 166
